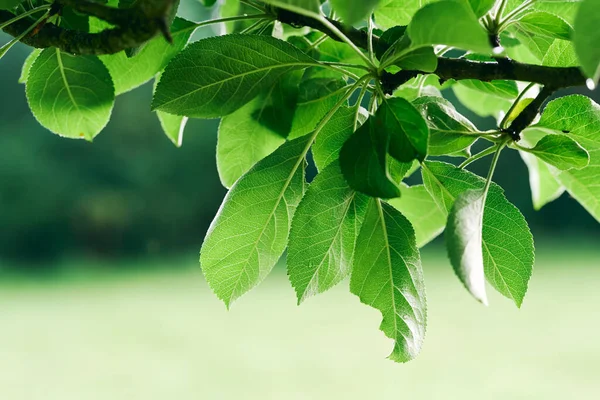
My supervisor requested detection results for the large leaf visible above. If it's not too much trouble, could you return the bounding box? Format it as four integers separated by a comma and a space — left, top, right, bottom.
100, 17, 196, 95
350, 199, 427, 362
26, 49, 114, 140
152, 35, 316, 117
412, 96, 479, 156
522, 134, 589, 170
330, 0, 380, 24
573, 0, 600, 84
452, 82, 514, 120
407, 1, 491, 53
517, 11, 573, 40
379, 97, 429, 162
541, 39, 579, 67
422, 161, 534, 306
200, 136, 311, 307
534, 95, 600, 221
18, 48, 41, 84
287, 164, 369, 303
446, 189, 489, 305
388, 184, 446, 247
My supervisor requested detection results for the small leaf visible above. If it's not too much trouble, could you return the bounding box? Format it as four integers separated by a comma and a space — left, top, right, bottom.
19, 48, 41, 84
523, 134, 590, 170
288, 164, 369, 303
446, 189, 489, 305
574, 0, 600, 83
153, 35, 316, 118
26, 49, 114, 140
330, 0, 380, 25
350, 199, 427, 363
157, 111, 188, 147
407, 1, 491, 54
388, 184, 446, 247
200, 135, 311, 307
422, 161, 534, 307
517, 11, 573, 40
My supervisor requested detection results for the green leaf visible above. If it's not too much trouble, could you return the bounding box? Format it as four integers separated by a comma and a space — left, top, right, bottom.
534, 0, 581, 25
519, 141, 565, 210
394, 46, 438, 72
340, 116, 402, 198
574, 0, 600, 83
534, 95, 600, 221
261, 0, 321, 13
467, 0, 496, 18
200, 0, 218, 6
350, 199, 427, 363
330, 0, 380, 24
388, 184, 446, 247
379, 97, 429, 162
522, 134, 590, 170
287, 164, 369, 303
0, 0, 22, 10
99, 17, 195, 95
510, 25, 556, 63
312, 106, 367, 171
422, 161, 534, 306
458, 79, 519, 100
446, 189, 489, 305
152, 35, 316, 118
26, 49, 115, 140
375, 0, 436, 29
541, 39, 579, 67
289, 77, 347, 139
200, 135, 311, 307
19, 48, 41, 84
407, 1, 491, 54
452, 81, 514, 120
517, 11, 573, 40
157, 111, 188, 147
412, 96, 479, 156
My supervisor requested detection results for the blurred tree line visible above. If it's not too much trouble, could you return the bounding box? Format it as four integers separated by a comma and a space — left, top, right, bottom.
0, 1, 598, 268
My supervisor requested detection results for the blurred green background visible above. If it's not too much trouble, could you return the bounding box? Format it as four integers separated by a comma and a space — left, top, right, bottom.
1, 1, 599, 398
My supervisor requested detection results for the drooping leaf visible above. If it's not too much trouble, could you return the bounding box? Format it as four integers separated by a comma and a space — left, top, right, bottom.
26, 49, 115, 140
312, 105, 367, 171
522, 134, 590, 170
422, 161, 534, 306
330, 0, 380, 25
287, 164, 369, 303
445, 189, 489, 305
350, 199, 427, 363
99, 17, 196, 95
517, 11, 573, 40
18, 48, 41, 84
379, 97, 429, 162
534, 95, 600, 221
407, 1, 491, 54
200, 135, 311, 307
289, 77, 347, 139
573, 0, 600, 83
412, 96, 479, 156
388, 184, 446, 247
152, 35, 316, 118
157, 111, 188, 147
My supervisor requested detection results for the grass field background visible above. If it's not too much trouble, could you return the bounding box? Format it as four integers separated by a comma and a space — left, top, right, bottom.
1, 242, 599, 399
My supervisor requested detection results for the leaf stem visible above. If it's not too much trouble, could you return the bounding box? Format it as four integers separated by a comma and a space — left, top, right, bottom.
497, 0, 535, 31
353, 80, 370, 130
367, 15, 375, 64
458, 144, 499, 169
500, 82, 536, 129
482, 142, 506, 196
0, 4, 50, 31
193, 13, 272, 29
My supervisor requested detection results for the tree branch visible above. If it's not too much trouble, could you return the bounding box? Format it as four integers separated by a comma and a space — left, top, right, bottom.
0, 0, 176, 55
504, 85, 556, 141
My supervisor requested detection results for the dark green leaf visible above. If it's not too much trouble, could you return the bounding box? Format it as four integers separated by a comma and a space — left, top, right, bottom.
152, 35, 316, 118
350, 199, 427, 363
288, 163, 369, 303
0, 0, 22, 10
379, 97, 429, 162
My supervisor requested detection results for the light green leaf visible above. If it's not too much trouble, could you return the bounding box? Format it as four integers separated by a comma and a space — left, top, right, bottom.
468, 0, 496, 17
18, 48, 41, 84
157, 111, 188, 147
287, 164, 369, 303
517, 11, 573, 40
312, 105, 367, 171
395, 46, 438, 72
510, 25, 556, 63
534, 0, 581, 25
534, 95, 600, 221
99, 17, 195, 95
541, 39, 579, 67
446, 189, 488, 305
261, 0, 321, 13
152, 35, 316, 118
574, 0, 600, 83
375, 0, 436, 29
452, 81, 514, 120
289, 77, 347, 139
26, 49, 115, 140
350, 199, 427, 363
330, 0, 380, 24
422, 161, 534, 306
388, 184, 446, 247
523, 134, 590, 170
200, 135, 311, 307
407, 1, 491, 53
519, 151, 565, 210
379, 97, 429, 162
412, 96, 479, 156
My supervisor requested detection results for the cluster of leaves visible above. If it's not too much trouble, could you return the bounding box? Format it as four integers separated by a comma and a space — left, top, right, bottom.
2, 0, 600, 362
